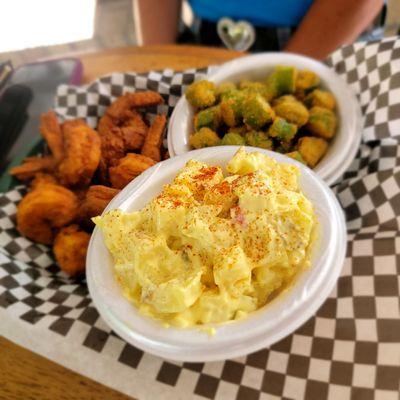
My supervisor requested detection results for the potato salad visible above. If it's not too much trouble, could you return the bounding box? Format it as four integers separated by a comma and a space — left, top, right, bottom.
94, 149, 317, 328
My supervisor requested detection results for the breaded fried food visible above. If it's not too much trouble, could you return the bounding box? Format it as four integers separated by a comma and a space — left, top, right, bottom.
185, 80, 216, 109
298, 136, 328, 167
80, 185, 120, 221
40, 111, 64, 162
273, 98, 309, 127
98, 126, 126, 182
141, 115, 166, 162
98, 110, 148, 157
10, 156, 56, 181
58, 121, 101, 186
190, 127, 220, 149
30, 173, 58, 190
17, 183, 79, 245
120, 110, 149, 150
106, 91, 164, 119
53, 225, 90, 276
306, 106, 337, 139
109, 153, 156, 189
97, 113, 115, 136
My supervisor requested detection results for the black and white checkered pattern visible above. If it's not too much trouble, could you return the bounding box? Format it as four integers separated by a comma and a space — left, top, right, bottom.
1, 38, 400, 399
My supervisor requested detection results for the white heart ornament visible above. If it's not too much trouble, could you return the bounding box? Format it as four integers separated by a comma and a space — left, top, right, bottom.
217, 17, 256, 51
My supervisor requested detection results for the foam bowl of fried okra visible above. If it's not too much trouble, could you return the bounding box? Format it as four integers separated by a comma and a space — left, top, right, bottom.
169, 53, 362, 185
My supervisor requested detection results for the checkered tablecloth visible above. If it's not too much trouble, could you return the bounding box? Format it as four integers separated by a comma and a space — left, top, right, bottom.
1, 37, 400, 400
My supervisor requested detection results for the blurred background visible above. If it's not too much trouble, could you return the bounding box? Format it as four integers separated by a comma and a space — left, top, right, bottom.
2, 0, 399, 67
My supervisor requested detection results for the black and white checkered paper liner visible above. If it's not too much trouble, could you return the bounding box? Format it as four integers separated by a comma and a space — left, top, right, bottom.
1, 38, 400, 400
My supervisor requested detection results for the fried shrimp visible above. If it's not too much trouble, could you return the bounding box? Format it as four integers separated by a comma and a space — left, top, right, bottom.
80, 185, 120, 221
120, 110, 148, 151
30, 173, 58, 189
106, 91, 164, 119
17, 183, 79, 245
40, 111, 64, 162
10, 156, 56, 181
141, 115, 166, 162
98, 126, 126, 183
109, 153, 156, 189
58, 121, 101, 186
53, 225, 90, 276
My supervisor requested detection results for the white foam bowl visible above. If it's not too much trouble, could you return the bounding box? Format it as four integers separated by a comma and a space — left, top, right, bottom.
168, 53, 363, 186
87, 146, 347, 362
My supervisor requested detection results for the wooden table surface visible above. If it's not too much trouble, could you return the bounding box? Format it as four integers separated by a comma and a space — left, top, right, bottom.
0, 44, 243, 400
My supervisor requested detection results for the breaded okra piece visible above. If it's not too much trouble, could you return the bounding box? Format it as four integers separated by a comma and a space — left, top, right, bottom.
273, 98, 309, 127
305, 89, 336, 110
244, 131, 273, 150
298, 136, 328, 167
296, 70, 320, 91
306, 106, 337, 139
285, 151, 306, 164
185, 80, 216, 109
215, 82, 236, 99
239, 81, 276, 102
194, 105, 221, 131
189, 127, 220, 149
220, 90, 246, 127
242, 93, 275, 129
228, 125, 248, 136
221, 132, 246, 146
268, 117, 298, 141
266, 66, 298, 96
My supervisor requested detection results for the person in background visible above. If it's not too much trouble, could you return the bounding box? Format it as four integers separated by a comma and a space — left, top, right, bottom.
134, 0, 385, 59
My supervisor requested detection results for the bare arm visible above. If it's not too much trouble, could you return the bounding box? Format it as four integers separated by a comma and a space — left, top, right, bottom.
134, 0, 181, 45
284, 0, 384, 60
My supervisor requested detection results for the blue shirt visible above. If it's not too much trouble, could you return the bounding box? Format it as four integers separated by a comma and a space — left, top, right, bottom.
189, 0, 313, 27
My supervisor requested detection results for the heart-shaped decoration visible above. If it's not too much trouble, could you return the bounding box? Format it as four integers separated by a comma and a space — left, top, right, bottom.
217, 17, 256, 51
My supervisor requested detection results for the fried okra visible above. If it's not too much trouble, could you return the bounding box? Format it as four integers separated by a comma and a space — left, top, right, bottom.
296, 70, 320, 91
306, 106, 337, 138
186, 80, 216, 109
190, 127, 220, 149
267, 66, 297, 96
268, 117, 297, 141
194, 105, 221, 131
239, 81, 276, 101
298, 137, 328, 167
221, 132, 246, 146
245, 131, 273, 149
305, 89, 336, 110
228, 125, 248, 136
242, 93, 275, 129
220, 90, 246, 127
286, 151, 306, 164
273, 98, 309, 126
216, 82, 236, 99
187, 67, 337, 168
